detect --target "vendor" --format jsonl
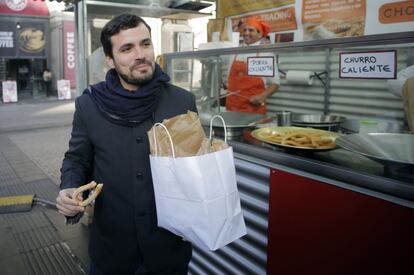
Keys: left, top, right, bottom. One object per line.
{"left": 225, "top": 17, "right": 280, "bottom": 114}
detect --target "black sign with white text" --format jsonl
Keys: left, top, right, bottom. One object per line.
{"left": 0, "top": 21, "right": 16, "bottom": 57}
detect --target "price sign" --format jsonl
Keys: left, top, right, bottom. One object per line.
{"left": 339, "top": 50, "right": 396, "bottom": 79}
{"left": 247, "top": 56, "right": 275, "bottom": 77}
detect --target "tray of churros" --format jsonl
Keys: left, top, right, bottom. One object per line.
{"left": 251, "top": 126, "right": 340, "bottom": 150}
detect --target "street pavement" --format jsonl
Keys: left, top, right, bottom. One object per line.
{"left": 0, "top": 96, "right": 90, "bottom": 274}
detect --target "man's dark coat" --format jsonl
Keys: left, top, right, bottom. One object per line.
{"left": 61, "top": 84, "right": 196, "bottom": 274}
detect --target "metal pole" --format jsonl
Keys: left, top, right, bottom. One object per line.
{"left": 323, "top": 48, "right": 331, "bottom": 115}
{"left": 75, "top": 0, "right": 88, "bottom": 96}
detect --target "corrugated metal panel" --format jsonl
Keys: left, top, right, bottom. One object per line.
{"left": 269, "top": 50, "right": 327, "bottom": 115}
{"left": 266, "top": 46, "right": 411, "bottom": 123}
{"left": 189, "top": 158, "right": 270, "bottom": 275}
{"left": 327, "top": 47, "right": 408, "bottom": 122}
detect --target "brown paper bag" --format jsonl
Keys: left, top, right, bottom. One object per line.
{"left": 197, "top": 138, "right": 229, "bottom": 155}
{"left": 148, "top": 111, "right": 206, "bottom": 157}
{"left": 207, "top": 18, "right": 230, "bottom": 42}
{"left": 148, "top": 111, "right": 230, "bottom": 157}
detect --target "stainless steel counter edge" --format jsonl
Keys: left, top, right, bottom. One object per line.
{"left": 229, "top": 140, "right": 414, "bottom": 209}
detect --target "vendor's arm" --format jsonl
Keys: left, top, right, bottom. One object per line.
{"left": 250, "top": 52, "right": 280, "bottom": 106}
{"left": 250, "top": 83, "right": 279, "bottom": 106}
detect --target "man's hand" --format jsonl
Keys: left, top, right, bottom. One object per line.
{"left": 56, "top": 188, "right": 85, "bottom": 217}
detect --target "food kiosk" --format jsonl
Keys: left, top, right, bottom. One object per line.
{"left": 163, "top": 31, "right": 414, "bottom": 274}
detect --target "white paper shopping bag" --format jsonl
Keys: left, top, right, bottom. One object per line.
{"left": 149, "top": 116, "right": 247, "bottom": 251}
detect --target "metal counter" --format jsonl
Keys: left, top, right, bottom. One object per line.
{"left": 189, "top": 135, "right": 414, "bottom": 275}
{"left": 229, "top": 137, "right": 414, "bottom": 209}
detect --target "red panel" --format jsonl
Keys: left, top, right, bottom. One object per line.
{"left": 267, "top": 169, "right": 414, "bottom": 275}
{"left": 0, "top": 0, "right": 49, "bottom": 17}
{"left": 63, "top": 21, "right": 76, "bottom": 88}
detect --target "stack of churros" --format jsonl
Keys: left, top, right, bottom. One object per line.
{"left": 255, "top": 128, "right": 338, "bottom": 149}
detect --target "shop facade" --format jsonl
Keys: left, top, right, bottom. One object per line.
{"left": 162, "top": 1, "right": 414, "bottom": 274}
{"left": 0, "top": 1, "right": 49, "bottom": 99}
{"left": 0, "top": 0, "right": 76, "bottom": 100}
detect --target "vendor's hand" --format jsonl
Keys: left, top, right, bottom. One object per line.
{"left": 220, "top": 88, "right": 228, "bottom": 97}
{"left": 56, "top": 188, "right": 85, "bottom": 217}
{"left": 250, "top": 94, "right": 266, "bottom": 106}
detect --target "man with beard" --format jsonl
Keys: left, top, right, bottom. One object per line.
{"left": 56, "top": 14, "right": 196, "bottom": 275}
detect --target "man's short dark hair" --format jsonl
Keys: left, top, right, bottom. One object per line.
{"left": 100, "top": 14, "right": 151, "bottom": 59}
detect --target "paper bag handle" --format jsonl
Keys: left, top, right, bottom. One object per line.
{"left": 209, "top": 115, "right": 227, "bottom": 142}
{"left": 152, "top": 123, "right": 175, "bottom": 158}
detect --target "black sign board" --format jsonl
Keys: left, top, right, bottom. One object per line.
{"left": 0, "top": 21, "right": 17, "bottom": 57}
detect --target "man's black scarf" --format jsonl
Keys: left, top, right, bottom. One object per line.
{"left": 87, "top": 63, "right": 169, "bottom": 126}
